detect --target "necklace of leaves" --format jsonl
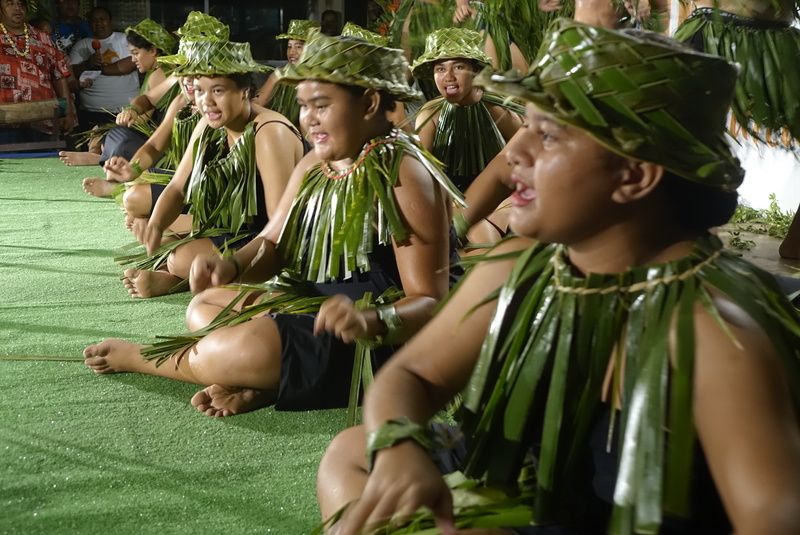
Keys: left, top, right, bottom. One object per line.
{"left": 0, "top": 22, "right": 30, "bottom": 57}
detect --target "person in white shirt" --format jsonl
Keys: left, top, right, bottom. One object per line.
{"left": 69, "top": 6, "right": 139, "bottom": 133}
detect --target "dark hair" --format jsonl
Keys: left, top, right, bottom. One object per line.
{"left": 433, "top": 57, "right": 482, "bottom": 73}
{"left": 125, "top": 31, "right": 157, "bottom": 53}
{"left": 88, "top": 6, "right": 112, "bottom": 19}
{"left": 658, "top": 171, "right": 739, "bottom": 233}
{"left": 336, "top": 83, "right": 398, "bottom": 114}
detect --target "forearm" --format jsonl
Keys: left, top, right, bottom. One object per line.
{"left": 461, "top": 161, "right": 514, "bottom": 225}
{"left": 233, "top": 235, "right": 284, "bottom": 283}
{"left": 102, "top": 57, "right": 135, "bottom": 76}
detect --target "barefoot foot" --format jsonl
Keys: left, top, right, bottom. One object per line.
{"left": 82, "top": 177, "right": 116, "bottom": 197}
{"left": 123, "top": 268, "right": 183, "bottom": 298}
{"left": 191, "top": 384, "right": 277, "bottom": 417}
{"left": 59, "top": 151, "right": 101, "bottom": 166}
{"left": 83, "top": 338, "right": 147, "bottom": 374}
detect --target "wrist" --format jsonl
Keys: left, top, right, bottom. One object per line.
{"left": 365, "top": 418, "right": 438, "bottom": 473}
{"left": 129, "top": 159, "right": 143, "bottom": 178}
{"left": 375, "top": 304, "right": 403, "bottom": 345}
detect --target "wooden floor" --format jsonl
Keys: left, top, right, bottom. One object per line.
{"left": 717, "top": 225, "right": 800, "bottom": 277}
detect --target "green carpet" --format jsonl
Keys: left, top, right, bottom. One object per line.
{"left": 0, "top": 158, "right": 342, "bottom": 534}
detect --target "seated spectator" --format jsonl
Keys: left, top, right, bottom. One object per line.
{"left": 0, "top": 0, "right": 75, "bottom": 144}
{"left": 69, "top": 6, "right": 139, "bottom": 135}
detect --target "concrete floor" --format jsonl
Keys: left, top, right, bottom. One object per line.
{"left": 717, "top": 225, "right": 800, "bottom": 278}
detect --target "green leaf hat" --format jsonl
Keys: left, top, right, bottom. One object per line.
{"left": 276, "top": 19, "right": 320, "bottom": 41}
{"left": 175, "top": 11, "right": 230, "bottom": 41}
{"left": 125, "top": 19, "right": 176, "bottom": 55}
{"left": 160, "top": 39, "right": 272, "bottom": 76}
{"left": 275, "top": 32, "right": 422, "bottom": 102}
{"left": 476, "top": 18, "right": 744, "bottom": 191}
{"left": 341, "top": 22, "right": 389, "bottom": 47}
{"left": 410, "top": 27, "right": 494, "bottom": 80}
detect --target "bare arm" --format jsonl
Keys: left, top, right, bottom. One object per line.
{"left": 335, "top": 237, "right": 531, "bottom": 535}
{"left": 460, "top": 139, "right": 516, "bottom": 226}
{"left": 104, "top": 94, "right": 189, "bottom": 182}
{"left": 142, "top": 117, "right": 208, "bottom": 253}
{"left": 414, "top": 100, "right": 441, "bottom": 152}
{"left": 118, "top": 75, "right": 180, "bottom": 126}
{"left": 252, "top": 110, "right": 305, "bottom": 219}
{"left": 693, "top": 297, "right": 800, "bottom": 534}
{"left": 489, "top": 103, "right": 524, "bottom": 142}
{"left": 100, "top": 56, "right": 136, "bottom": 76}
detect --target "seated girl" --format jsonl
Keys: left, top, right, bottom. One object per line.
{"left": 120, "top": 39, "right": 305, "bottom": 298}
{"left": 317, "top": 20, "right": 800, "bottom": 535}
{"left": 83, "top": 33, "right": 465, "bottom": 418}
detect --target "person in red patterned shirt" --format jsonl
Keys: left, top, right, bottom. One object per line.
{"left": 0, "top": 0, "right": 75, "bottom": 143}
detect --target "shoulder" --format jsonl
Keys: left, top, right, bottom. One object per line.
{"left": 252, "top": 110, "right": 301, "bottom": 140}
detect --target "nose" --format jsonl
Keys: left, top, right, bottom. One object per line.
{"left": 504, "top": 129, "right": 533, "bottom": 169}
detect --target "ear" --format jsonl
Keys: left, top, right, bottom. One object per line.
{"left": 361, "top": 88, "right": 382, "bottom": 120}
{"left": 611, "top": 160, "right": 664, "bottom": 204}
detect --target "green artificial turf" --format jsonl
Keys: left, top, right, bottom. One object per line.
{"left": 0, "top": 157, "right": 343, "bottom": 534}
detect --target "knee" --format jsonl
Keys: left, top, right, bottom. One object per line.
{"left": 122, "top": 184, "right": 153, "bottom": 218}
{"left": 319, "top": 426, "right": 367, "bottom": 483}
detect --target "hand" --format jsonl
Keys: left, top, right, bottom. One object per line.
{"left": 314, "top": 294, "right": 370, "bottom": 343}
{"left": 335, "top": 442, "right": 458, "bottom": 535}
{"left": 58, "top": 111, "right": 75, "bottom": 135}
{"left": 116, "top": 108, "right": 138, "bottom": 127}
{"left": 79, "top": 78, "right": 93, "bottom": 89}
{"left": 87, "top": 52, "right": 103, "bottom": 70}
{"left": 624, "top": 0, "right": 650, "bottom": 22}
{"left": 189, "top": 255, "right": 237, "bottom": 293}
{"left": 453, "top": 1, "right": 477, "bottom": 23}
{"left": 103, "top": 156, "right": 134, "bottom": 182}
{"left": 538, "top": 0, "right": 562, "bottom": 11}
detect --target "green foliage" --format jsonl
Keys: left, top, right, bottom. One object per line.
{"left": 730, "top": 194, "right": 795, "bottom": 240}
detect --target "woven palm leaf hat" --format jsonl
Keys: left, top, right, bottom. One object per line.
{"left": 275, "top": 32, "right": 422, "bottom": 102}
{"left": 410, "top": 27, "right": 494, "bottom": 80}
{"left": 276, "top": 19, "right": 320, "bottom": 41}
{"left": 341, "top": 22, "right": 389, "bottom": 46}
{"left": 162, "top": 39, "right": 272, "bottom": 76}
{"left": 157, "top": 12, "right": 232, "bottom": 69}
{"left": 175, "top": 11, "right": 231, "bottom": 41}
{"left": 476, "top": 18, "right": 744, "bottom": 191}
{"left": 125, "top": 19, "right": 176, "bottom": 55}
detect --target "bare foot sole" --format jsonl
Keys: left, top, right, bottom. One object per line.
{"left": 123, "top": 268, "right": 182, "bottom": 298}
{"left": 83, "top": 177, "right": 116, "bottom": 197}
{"left": 59, "top": 151, "right": 101, "bottom": 166}
{"left": 83, "top": 338, "right": 147, "bottom": 374}
{"left": 191, "top": 384, "right": 277, "bottom": 417}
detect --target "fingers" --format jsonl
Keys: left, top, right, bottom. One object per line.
{"left": 314, "top": 295, "right": 366, "bottom": 341}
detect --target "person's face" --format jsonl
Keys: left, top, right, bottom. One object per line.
{"left": 505, "top": 104, "right": 625, "bottom": 243}
{"left": 33, "top": 20, "right": 53, "bottom": 34}
{"left": 286, "top": 39, "right": 304, "bottom": 64}
{"left": 433, "top": 59, "right": 476, "bottom": 104}
{"left": 128, "top": 43, "right": 158, "bottom": 73}
{"left": 0, "top": 0, "right": 26, "bottom": 30}
{"left": 194, "top": 76, "right": 249, "bottom": 129}
{"left": 181, "top": 75, "right": 197, "bottom": 102}
{"left": 88, "top": 9, "right": 112, "bottom": 39}
{"left": 298, "top": 80, "right": 371, "bottom": 163}
{"left": 56, "top": 0, "right": 79, "bottom": 20}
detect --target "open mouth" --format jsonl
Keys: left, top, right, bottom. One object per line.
{"left": 511, "top": 178, "right": 536, "bottom": 206}
{"left": 444, "top": 85, "right": 459, "bottom": 96}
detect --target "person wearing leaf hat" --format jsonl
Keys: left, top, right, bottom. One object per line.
{"left": 411, "top": 28, "right": 522, "bottom": 194}
{"left": 83, "top": 32, "right": 466, "bottom": 420}
{"left": 110, "top": 12, "right": 230, "bottom": 133}
{"left": 253, "top": 19, "right": 319, "bottom": 126}
{"left": 60, "top": 17, "right": 178, "bottom": 170}
{"left": 102, "top": 38, "right": 306, "bottom": 298}
{"left": 316, "top": 19, "right": 800, "bottom": 535}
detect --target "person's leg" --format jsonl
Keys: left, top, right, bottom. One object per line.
{"left": 84, "top": 314, "right": 283, "bottom": 416}
{"left": 317, "top": 425, "right": 370, "bottom": 521}
{"left": 123, "top": 238, "right": 218, "bottom": 298}
{"left": 122, "top": 183, "right": 154, "bottom": 218}
{"left": 186, "top": 286, "right": 266, "bottom": 331}
{"left": 99, "top": 126, "right": 148, "bottom": 166}
{"left": 779, "top": 204, "right": 800, "bottom": 259}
